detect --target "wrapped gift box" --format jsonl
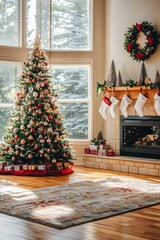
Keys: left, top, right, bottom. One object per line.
{"left": 56, "top": 162, "right": 63, "bottom": 167}
{"left": 14, "top": 165, "right": 22, "bottom": 171}
{"left": 0, "top": 161, "right": 7, "bottom": 170}
{"left": 84, "top": 148, "right": 90, "bottom": 154}
{"left": 38, "top": 165, "right": 46, "bottom": 170}
{"left": 63, "top": 162, "right": 69, "bottom": 169}
{"left": 46, "top": 164, "right": 53, "bottom": 170}
{"left": 28, "top": 165, "right": 37, "bottom": 170}
{"left": 4, "top": 165, "right": 13, "bottom": 171}
{"left": 90, "top": 150, "right": 98, "bottom": 155}
{"left": 22, "top": 164, "right": 28, "bottom": 170}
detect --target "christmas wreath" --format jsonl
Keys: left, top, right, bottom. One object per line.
{"left": 124, "top": 21, "right": 159, "bottom": 62}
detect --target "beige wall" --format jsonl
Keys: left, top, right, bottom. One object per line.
{"left": 104, "top": 0, "right": 160, "bottom": 144}
{"left": 105, "top": 0, "right": 160, "bottom": 82}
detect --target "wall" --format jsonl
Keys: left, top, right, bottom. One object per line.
{"left": 105, "top": 0, "right": 160, "bottom": 82}
{"left": 104, "top": 0, "right": 160, "bottom": 149}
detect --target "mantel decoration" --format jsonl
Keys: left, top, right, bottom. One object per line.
{"left": 124, "top": 21, "right": 159, "bottom": 62}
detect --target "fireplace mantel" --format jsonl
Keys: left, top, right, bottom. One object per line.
{"left": 105, "top": 86, "right": 157, "bottom": 100}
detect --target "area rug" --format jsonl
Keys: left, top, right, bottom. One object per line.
{"left": 0, "top": 176, "right": 160, "bottom": 229}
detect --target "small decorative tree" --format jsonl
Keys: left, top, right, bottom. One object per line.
{"left": 138, "top": 62, "right": 147, "bottom": 86}
{"left": 0, "top": 37, "right": 74, "bottom": 171}
{"left": 116, "top": 70, "right": 123, "bottom": 87}
{"left": 106, "top": 60, "right": 117, "bottom": 87}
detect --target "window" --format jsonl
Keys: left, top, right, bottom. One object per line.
{"left": 27, "top": 0, "right": 92, "bottom": 50}
{"left": 0, "top": 61, "right": 21, "bottom": 139}
{"left": 51, "top": 64, "right": 91, "bottom": 140}
{"left": 0, "top": 0, "right": 21, "bottom": 46}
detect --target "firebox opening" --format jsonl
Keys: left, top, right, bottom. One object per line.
{"left": 120, "top": 116, "right": 160, "bottom": 160}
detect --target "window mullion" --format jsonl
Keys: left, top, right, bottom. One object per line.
{"left": 50, "top": 0, "right": 52, "bottom": 50}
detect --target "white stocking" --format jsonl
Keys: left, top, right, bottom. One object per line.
{"left": 120, "top": 95, "right": 132, "bottom": 118}
{"left": 154, "top": 93, "right": 160, "bottom": 115}
{"left": 99, "top": 96, "right": 112, "bottom": 119}
{"left": 134, "top": 93, "right": 147, "bottom": 117}
{"left": 109, "top": 96, "right": 119, "bottom": 119}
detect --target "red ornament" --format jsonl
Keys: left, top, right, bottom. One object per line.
{"left": 6, "top": 146, "right": 9, "bottom": 151}
{"left": 48, "top": 115, "right": 53, "bottom": 120}
{"left": 32, "top": 79, "right": 37, "bottom": 83}
{"left": 38, "top": 103, "right": 42, "bottom": 108}
{"left": 30, "top": 128, "right": 36, "bottom": 133}
{"left": 44, "top": 62, "right": 48, "bottom": 66}
{"left": 15, "top": 135, "right": 19, "bottom": 140}
{"left": 34, "top": 145, "right": 39, "bottom": 150}
{"left": 44, "top": 82, "right": 49, "bottom": 87}
{"left": 54, "top": 93, "right": 58, "bottom": 98}
{"left": 40, "top": 51, "right": 45, "bottom": 56}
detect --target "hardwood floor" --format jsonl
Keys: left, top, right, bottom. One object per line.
{"left": 0, "top": 166, "right": 160, "bottom": 240}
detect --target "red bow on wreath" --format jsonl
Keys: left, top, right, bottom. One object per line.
{"left": 147, "top": 36, "right": 154, "bottom": 46}
{"left": 136, "top": 53, "right": 145, "bottom": 59}
{"left": 136, "top": 23, "right": 143, "bottom": 32}
{"left": 127, "top": 43, "right": 133, "bottom": 52}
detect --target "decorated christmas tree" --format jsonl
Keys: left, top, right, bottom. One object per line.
{"left": 0, "top": 37, "right": 74, "bottom": 172}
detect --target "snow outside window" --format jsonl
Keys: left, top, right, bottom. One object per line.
{"left": 51, "top": 64, "right": 91, "bottom": 140}
{"left": 0, "top": 61, "right": 20, "bottom": 139}
{"left": 26, "top": 0, "right": 92, "bottom": 50}
{"left": 0, "top": 0, "right": 21, "bottom": 46}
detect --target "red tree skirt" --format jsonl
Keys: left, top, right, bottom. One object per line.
{"left": 0, "top": 167, "right": 74, "bottom": 176}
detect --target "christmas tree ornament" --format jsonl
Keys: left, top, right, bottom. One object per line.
{"left": 134, "top": 93, "right": 147, "bottom": 117}
{"left": 99, "top": 96, "right": 112, "bottom": 119}
{"left": 154, "top": 93, "right": 160, "bottom": 115}
{"left": 109, "top": 96, "right": 119, "bottom": 119}
{"left": 120, "top": 95, "right": 132, "bottom": 118}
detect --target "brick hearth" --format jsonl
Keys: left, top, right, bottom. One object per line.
{"left": 83, "top": 154, "right": 160, "bottom": 177}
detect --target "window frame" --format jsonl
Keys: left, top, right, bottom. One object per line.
{"left": 0, "top": 0, "right": 22, "bottom": 47}
{"left": 50, "top": 59, "right": 93, "bottom": 141}
{"left": 26, "top": 0, "right": 93, "bottom": 51}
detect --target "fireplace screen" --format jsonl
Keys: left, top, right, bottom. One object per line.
{"left": 120, "top": 116, "right": 160, "bottom": 159}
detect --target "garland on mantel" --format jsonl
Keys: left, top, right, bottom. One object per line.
{"left": 124, "top": 21, "right": 159, "bottom": 62}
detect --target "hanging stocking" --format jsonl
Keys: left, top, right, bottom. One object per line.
{"left": 154, "top": 93, "right": 160, "bottom": 115}
{"left": 99, "top": 96, "right": 112, "bottom": 119}
{"left": 120, "top": 95, "right": 132, "bottom": 118}
{"left": 134, "top": 93, "right": 147, "bottom": 117}
{"left": 109, "top": 96, "right": 119, "bottom": 119}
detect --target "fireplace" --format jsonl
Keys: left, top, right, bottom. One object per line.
{"left": 120, "top": 116, "right": 160, "bottom": 159}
